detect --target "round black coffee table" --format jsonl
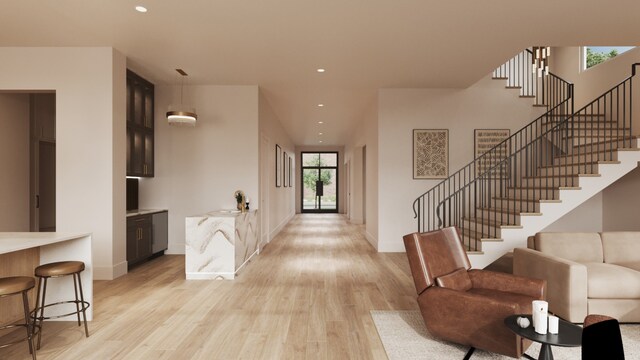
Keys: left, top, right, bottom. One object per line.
{"left": 504, "top": 314, "right": 582, "bottom": 360}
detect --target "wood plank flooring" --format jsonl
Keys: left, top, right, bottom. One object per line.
{"left": 0, "top": 214, "right": 418, "bottom": 359}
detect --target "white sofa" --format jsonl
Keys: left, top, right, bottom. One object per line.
{"left": 513, "top": 232, "right": 640, "bottom": 323}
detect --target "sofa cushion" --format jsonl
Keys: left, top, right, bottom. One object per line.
{"left": 535, "top": 232, "right": 603, "bottom": 263}
{"left": 436, "top": 268, "right": 472, "bottom": 291}
{"left": 585, "top": 263, "right": 640, "bottom": 299}
{"left": 601, "top": 232, "right": 640, "bottom": 266}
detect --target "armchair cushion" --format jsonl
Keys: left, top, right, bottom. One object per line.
{"left": 586, "top": 262, "right": 640, "bottom": 299}
{"left": 436, "top": 267, "right": 472, "bottom": 291}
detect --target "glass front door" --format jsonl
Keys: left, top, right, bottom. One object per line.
{"left": 301, "top": 152, "right": 338, "bottom": 213}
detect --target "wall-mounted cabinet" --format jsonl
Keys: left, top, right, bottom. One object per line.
{"left": 126, "top": 70, "right": 154, "bottom": 177}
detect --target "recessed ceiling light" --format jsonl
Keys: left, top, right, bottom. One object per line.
{"left": 135, "top": 5, "right": 148, "bottom": 13}
{"left": 316, "top": 68, "right": 325, "bottom": 73}
{"left": 317, "top": 104, "right": 324, "bottom": 107}
{"left": 319, "top": 140, "right": 323, "bottom": 143}
{"left": 319, "top": 132, "right": 323, "bottom": 135}
{"left": 318, "top": 121, "right": 323, "bottom": 124}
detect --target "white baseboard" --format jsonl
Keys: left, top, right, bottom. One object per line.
{"left": 166, "top": 243, "right": 186, "bottom": 255}
{"left": 364, "top": 229, "right": 378, "bottom": 250}
{"left": 377, "top": 240, "right": 406, "bottom": 252}
{"left": 93, "top": 260, "right": 128, "bottom": 280}
{"left": 269, "top": 212, "right": 295, "bottom": 241}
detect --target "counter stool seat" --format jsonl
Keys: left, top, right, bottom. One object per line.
{"left": 0, "top": 276, "right": 35, "bottom": 295}
{"left": 35, "top": 261, "right": 84, "bottom": 277}
{"left": 0, "top": 276, "right": 37, "bottom": 360}
{"left": 34, "top": 261, "right": 89, "bottom": 350}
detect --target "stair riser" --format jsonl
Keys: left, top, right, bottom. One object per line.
{"left": 505, "top": 188, "right": 559, "bottom": 200}
{"left": 461, "top": 236, "right": 482, "bottom": 252}
{"left": 492, "top": 199, "right": 541, "bottom": 212}
{"left": 474, "top": 209, "right": 521, "bottom": 223}
{"left": 543, "top": 122, "right": 618, "bottom": 130}
{"left": 462, "top": 220, "right": 502, "bottom": 238}
{"left": 569, "top": 136, "right": 629, "bottom": 146}
{"left": 538, "top": 164, "right": 600, "bottom": 177}
{"left": 573, "top": 138, "right": 638, "bottom": 153}
{"left": 562, "top": 129, "right": 630, "bottom": 137}
{"left": 554, "top": 152, "right": 617, "bottom": 165}
{"left": 521, "top": 177, "right": 580, "bottom": 187}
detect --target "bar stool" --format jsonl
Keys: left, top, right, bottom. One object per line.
{"left": 0, "top": 276, "right": 37, "bottom": 360}
{"left": 34, "top": 261, "right": 90, "bottom": 349}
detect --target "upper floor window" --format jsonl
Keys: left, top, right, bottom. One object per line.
{"left": 583, "top": 46, "right": 635, "bottom": 69}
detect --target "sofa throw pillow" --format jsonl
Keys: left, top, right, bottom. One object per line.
{"left": 436, "top": 267, "right": 472, "bottom": 291}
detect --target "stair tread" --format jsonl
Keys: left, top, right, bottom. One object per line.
{"left": 572, "top": 136, "right": 638, "bottom": 147}
{"left": 492, "top": 197, "right": 561, "bottom": 203}
{"left": 556, "top": 147, "right": 636, "bottom": 158}
{"left": 523, "top": 174, "right": 600, "bottom": 179}
{"left": 459, "top": 229, "right": 503, "bottom": 242}
{"left": 548, "top": 113, "right": 607, "bottom": 117}
{"left": 520, "top": 95, "right": 536, "bottom": 98}
{"left": 492, "top": 77, "right": 509, "bottom": 80}
{"left": 506, "top": 186, "right": 581, "bottom": 190}
{"left": 538, "top": 161, "right": 621, "bottom": 169}
{"left": 505, "top": 86, "right": 522, "bottom": 89}
{"left": 476, "top": 207, "right": 542, "bottom": 216}
{"left": 464, "top": 217, "right": 522, "bottom": 227}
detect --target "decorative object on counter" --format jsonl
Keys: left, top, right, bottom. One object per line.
{"left": 549, "top": 315, "right": 559, "bottom": 334}
{"left": 413, "top": 129, "right": 448, "bottom": 179}
{"left": 517, "top": 316, "right": 531, "bottom": 328}
{"left": 234, "top": 190, "right": 246, "bottom": 211}
{"left": 276, "top": 144, "right": 282, "bottom": 187}
{"left": 166, "top": 69, "right": 197, "bottom": 126}
{"left": 245, "top": 197, "right": 250, "bottom": 210}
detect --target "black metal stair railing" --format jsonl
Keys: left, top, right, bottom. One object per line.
{"left": 413, "top": 63, "right": 640, "bottom": 252}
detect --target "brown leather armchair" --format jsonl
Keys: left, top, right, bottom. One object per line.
{"left": 403, "top": 227, "right": 546, "bottom": 358}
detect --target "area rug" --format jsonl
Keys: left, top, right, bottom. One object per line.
{"left": 370, "top": 310, "right": 640, "bottom": 360}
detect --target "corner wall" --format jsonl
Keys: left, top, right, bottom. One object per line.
{"left": 0, "top": 47, "right": 127, "bottom": 280}
{"left": 258, "top": 91, "right": 296, "bottom": 243}
{"left": 0, "top": 94, "right": 30, "bottom": 231}
{"left": 139, "top": 85, "right": 260, "bottom": 255}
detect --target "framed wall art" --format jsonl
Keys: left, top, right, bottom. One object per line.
{"left": 413, "top": 129, "right": 448, "bottom": 179}
{"left": 276, "top": 144, "right": 282, "bottom": 187}
{"left": 283, "top": 151, "right": 288, "bottom": 187}
{"left": 474, "top": 129, "right": 510, "bottom": 177}
{"left": 288, "top": 156, "right": 293, "bottom": 187}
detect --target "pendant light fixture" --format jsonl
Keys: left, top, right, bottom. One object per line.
{"left": 532, "top": 46, "right": 551, "bottom": 77}
{"left": 167, "top": 68, "right": 197, "bottom": 126}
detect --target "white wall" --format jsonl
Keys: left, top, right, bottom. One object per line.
{"left": 345, "top": 100, "right": 379, "bottom": 248}
{"left": 0, "top": 93, "right": 30, "bottom": 231}
{"left": 139, "top": 85, "right": 260, "bottom": 254}
{"left": 377, "top": 76, "right": 546, "bottom": 251}
{"left": 258, "top": 91, "right": 296, "bottom": 242}
{"left": 294, "top": 145, "right": 346, "bottom": 214}
{"left": 0, "top": 48, "right": 127, "bottom": 280}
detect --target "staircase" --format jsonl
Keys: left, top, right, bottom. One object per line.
{"left": 412, "top": 50, "right": 640, "bottom": 269}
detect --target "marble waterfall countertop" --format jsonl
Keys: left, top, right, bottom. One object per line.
{"left": 185, "top": 209, "right": 259, "bottom": 280}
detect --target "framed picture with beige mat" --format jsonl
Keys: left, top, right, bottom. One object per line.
{"left": 413, "top": 129, "right": 448, "bottom": 179}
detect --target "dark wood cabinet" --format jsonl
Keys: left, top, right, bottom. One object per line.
{"left": 126, "top": 214, "right": 152, "bottom": 267}
{"left": 126, "top": 70, "right": 154, "bottom": 177}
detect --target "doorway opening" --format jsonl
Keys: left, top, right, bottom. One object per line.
{"left": 301, "top": 152, "right": 338, "bottom": 213}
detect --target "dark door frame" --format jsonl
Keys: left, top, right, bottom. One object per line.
{"left": 300, "top": 151, "right": 339, "bottom": 213}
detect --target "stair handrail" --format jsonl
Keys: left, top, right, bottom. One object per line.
{"left": 419, "top": 63, "right": 639, "bottom": 251}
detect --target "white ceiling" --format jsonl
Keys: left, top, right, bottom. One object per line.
{"left": 1, "top": 0, "right": 639, "bottom": 145}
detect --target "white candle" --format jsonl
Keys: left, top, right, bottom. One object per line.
{"left": 549, "top": 315, "right": 559, "bottom": 334}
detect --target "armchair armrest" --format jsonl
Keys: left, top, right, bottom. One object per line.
{"left": 468, "top": 269, "right": 546, "bottom": 300}
{"left": 513, "top": 247, "right": 588, "bottom": 322}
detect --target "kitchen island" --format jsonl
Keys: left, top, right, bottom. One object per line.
{"left": 185, "top": 209, "right": 259, "bottom": 280}
{"left": 0, "top": 232, "right": 93, "bottom": 324}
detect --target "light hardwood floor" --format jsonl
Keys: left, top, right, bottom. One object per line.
{"left": 0, "top": 214, "right": 418, "bottom": 359}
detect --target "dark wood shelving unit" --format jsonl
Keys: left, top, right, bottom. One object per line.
{"left": 126, "top": 70, "right": 155, "bottom": 177}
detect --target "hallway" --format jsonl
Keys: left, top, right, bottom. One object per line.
{"left": 1, "top": 214, "right": 417, "bottom": 359}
